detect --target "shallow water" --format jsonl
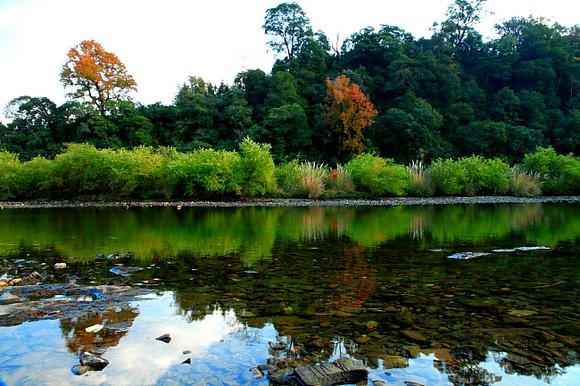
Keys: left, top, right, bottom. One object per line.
{"left": 0, "top": 203, "right": 578, "bottom": 385}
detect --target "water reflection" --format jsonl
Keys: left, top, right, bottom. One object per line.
{"left": 0, "top": 203, "right": 578, "bottom": 385}
{"left": 1, "top": 203, "right": 579, "bottom": 263}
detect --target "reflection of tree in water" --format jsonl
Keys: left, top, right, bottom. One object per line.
{"left": 59, "top": 305, "right": 139, "bottom": 353}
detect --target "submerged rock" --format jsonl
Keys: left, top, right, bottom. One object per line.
{"left": 79, "top": 351, "right": 109, "bottom": 371}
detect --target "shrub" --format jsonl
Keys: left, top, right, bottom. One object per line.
{"left": 326, "top": 164, "right": 355, "bottom": 196}
{"left": 168, "top": 148, "right": 242, "bottom": 197}
{"left": 0, "top": 151, "right": 20, "bottom": 200}
{"left": 48, "top": 143, "right": 118, "bottom": 198}
{"left": 429, "top": 158, "right": 466, "bottom": 196}
{"left": 237, "top": 138, "right": 277, "bottom": 197}
{"left": 345, "top": 153, "right": 408, "bottom": 196}
{"left": 16, "top": 156, "right": 53, "bottom": 198}
{"left": 522, "top": 147, "right": 580, "bottom": 195}
{"left": 275, "top": 160, "right": 301, "bottom": 197}
{"left": 503, "top": 165, "right": 543, "bottom": 197}
{"left": 275, "top": 160, "right": 329, "bottom": 198}
{"left": 456, "top": 156, "right": 510, "bottom": 196}
{"left": 406, "top": 160, "right": 434, "bottom": 197}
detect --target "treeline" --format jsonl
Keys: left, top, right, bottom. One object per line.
{"left": 1, "top": 141, "right": 579, "bottom": 200}
{"left": 1, "top": 1, "right": 579, "bottom": 165}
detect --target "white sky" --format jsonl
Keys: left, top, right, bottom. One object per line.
{"left": 0, "top": 0, "right": 577, "bottom": 122}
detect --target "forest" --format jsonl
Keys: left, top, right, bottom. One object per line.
{"left": 1, "top": 0, "right": 580, "bottom": 199}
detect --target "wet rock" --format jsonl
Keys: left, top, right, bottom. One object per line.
{"left": 182, "top": 358, "right": 191, "bottom": 364}
{"left": 447, "top": 252, "right": 490, "bottom": 260}
{"left": 508, "top": 309, "right": 537, "bottom": 317}
{"left": 156, "top": 333, "right": 172, "bottom": 343}
{"left": 71, "top": 364, "right": 90, "bottom": 375}
{"left": 356, "top": 335, "right": 372, "bottom": 344}
{"left": 0, "top": 291, "right": 21, "bottom": 305}
{"left": 402, "top": 330, "right": 428, "bottom": 344}
{"left": 79, "top": 351, "right": 109, "bottom": 371}
{"left": 381, "top": 355, "right": 408, "bottom": 369}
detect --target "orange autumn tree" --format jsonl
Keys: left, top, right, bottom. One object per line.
{"left": 325, "top": 75, "right": 377, "bottom": 158}
{"left": 60, "top": 40, "right": 137, "bottom": 115}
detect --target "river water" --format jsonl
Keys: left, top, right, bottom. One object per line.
{"left": 0, "top": 202, "right": 578, "bottom": 385}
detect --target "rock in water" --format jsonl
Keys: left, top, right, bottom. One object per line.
{"left": 79, "top": 352, "right": 109, "bottom": 371}
{"left": 156, "top": 333, "right": 172, "bottom": 343}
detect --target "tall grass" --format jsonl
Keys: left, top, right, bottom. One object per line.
{"left": 503, "top": 165, "right": 543, "bottom": 197}
{"left": 406, "top": 160, "right": 434, "bottom": 197}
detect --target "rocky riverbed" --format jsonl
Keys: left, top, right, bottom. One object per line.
{"left": 1, "top": 196, "right": 580, "bottom": 209}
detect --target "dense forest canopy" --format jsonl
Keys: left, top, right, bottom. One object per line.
{"left": 1, "top": 0, "right": 579, "bottom": 164}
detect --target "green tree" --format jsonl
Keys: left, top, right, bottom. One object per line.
{"left": 173, "top": 76, "right": 218, "bottom": 149}
{"left": 2, "top": 96, "right": 61, "bottom": 160}
{"left": 263, "top": 2, "right": 313, "bottom": 59}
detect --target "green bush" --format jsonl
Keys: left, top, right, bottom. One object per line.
{"left": 456, "top": 156, "right": 510, "bottom": 196}
{"left": 275, "top": 159, "right": 301, "bottom": 197}
{"left": 429, "top": 158, "right": 466, "bottom": 196}
{"left": 16, "top": 156, "right": 53, "bottom": 198}
{"left": 49, "top": 143, "right": 142, "bottom": 198}
{"left": 0, "top": 151, "right": 20, "bottom": 200}
{"left": 521, "top": 147, "right": 580, "bottom": 195}
{"left": 168, "top": 148, "right": 242, "bottom": 197}
{"left": 345, "top": 153, "right": 408, "bottom": 196}
{"left": 237, "top": 138, "right": 277, "bottom": 197}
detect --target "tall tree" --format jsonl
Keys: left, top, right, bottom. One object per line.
{"left": 436, "top": 0, "right": 489, "bottom": 49}
{"left": 325, "top": 75, "right": 377, "bottom": 159}
{"left": 60, "top": 40, "right": 137, "bottom": 115}
{"left": 263, "top": 2, "right": 313, "bottom": 59}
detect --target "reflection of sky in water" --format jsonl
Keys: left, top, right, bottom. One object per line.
{"left": 0, "top": 292, "right": 578, "bottom": 385}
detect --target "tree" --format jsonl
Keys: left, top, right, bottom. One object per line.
{"left": 2, "top": 96, "right": 61, "bottom": 159}
{"left": 60, "top": 40, "right": 138, "bottom": 115}
{"left": 435, "top": 0, "right": 489, "bottom": 49}
{"left": 325, "top": 75, "right": 377, "bottom": 159}
{"left": 263, "top": 2, "right": 313, "bottom": 59}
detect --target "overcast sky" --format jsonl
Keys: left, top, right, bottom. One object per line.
{"left": 0, "top": 0, "right": 577, "bottom": 121}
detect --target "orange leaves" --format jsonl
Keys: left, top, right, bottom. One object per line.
{"left": 60, "top": 40, "right": 137, "bottom": 115}
{"left": 325, "top": 75, "right": 377, "bottom": 157}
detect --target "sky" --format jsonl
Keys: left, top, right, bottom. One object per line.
{"left": 0, "top": 0, "right": 577, "bottom": 122}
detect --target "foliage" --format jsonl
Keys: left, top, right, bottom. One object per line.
{"left": 430, "top": 156, "right": 510, "bottom": 196}
{"left": 325, "top": 75, "right": 377, "bottom": 159}
{"left": 345, "top": 153, "right": 408, "bottom": 196}
{"left": 3, "top": 2, "right": 580, "bottom": 187}
{"left": 0, "top": 151, "right": 20, "bottom": 199}
{"left": 60, "top": 40, "right": 137, "bottom": 115}
{"left": 456, "top": 155, "right": 510, "bottom": 196}
{"left": 521, "top": 147, "right": 580, "bottom": 194}
{"left": 168, "top": 148, "right": 242, "bottom": 197}
{"left": 237, "top": 138, "right": 277, "bottom": 197}
{"left": 263, "top": 2, "right": 313, "bottom": 59}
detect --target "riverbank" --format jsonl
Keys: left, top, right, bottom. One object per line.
{"left": 1, "top": 196, "right": 580, "bottom": 209}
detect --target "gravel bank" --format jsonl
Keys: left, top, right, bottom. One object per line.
{"left": 1, "top": 196, "right": 579, "bottom": 209}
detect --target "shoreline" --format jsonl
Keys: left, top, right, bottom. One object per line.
{"left": 1, "top": 196, "right": 580, "bottom": 209}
